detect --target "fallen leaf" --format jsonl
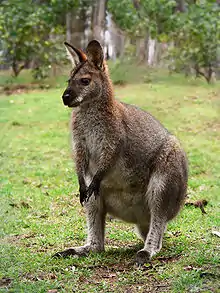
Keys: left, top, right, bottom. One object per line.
{"left": 200, "top": 272, "right": 219, "bottom": 279}
{"left": 185, "top": 199, "right": 208, "bottom": 214}
{"left": 9, "top": 203, "right": 19, "bottom": 208}
{"left": 71, "top": 266, "right": 76, "bottom": 273}
{"left": 36, "top": 182, "right": 43, "bottom": 188}
{"left": 212, "top": 230, "right": 220, "bottom": 237}
{"left": 0, "top": 277, "right": 12, "bottom": 288}
{"left": 184, "top": 265, "right": 194, "bottom": 271}
{"left": 102, "top": 273, "right": 117, "bottom": 278}
{"left": 20, "top": 201, "right": 31, "bottom": 208}
{"left": 22, "top": 178, "right": 31, "bottom": 184}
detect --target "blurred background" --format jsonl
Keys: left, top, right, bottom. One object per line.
{"left": 0, "top": 2, "right": 220, "bottom": 292}
{"left": 0, "top": 0, "right": 219, "bottom": 89}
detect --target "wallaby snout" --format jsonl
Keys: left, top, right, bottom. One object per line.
{"left": 62, "top": 88, "right": 79, "bottom": 107}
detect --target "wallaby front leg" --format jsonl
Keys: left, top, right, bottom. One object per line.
{"left": 85, "top": 172, "right": 102, "bottom": 202}
{"left": 78, "top": 175, "right": 88, "bottom": 206}
{"left": 74, "top": 142, "right": 89, "bottom": 205}
{"left": 85, "top": 197, "right": 106, "bottom": 251}
{"left": 53, "top": 197, "right": 106, "bottom": 258}
{"left": 85, "top": 140, "right": 121, "bottom": 202}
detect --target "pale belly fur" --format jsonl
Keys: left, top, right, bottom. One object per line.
{"left": 86, "top": 159, "right": 151, "bottom": 224}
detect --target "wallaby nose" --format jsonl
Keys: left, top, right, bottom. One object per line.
{"left": 62, "top": 89, "right": 71, "bottom": 106}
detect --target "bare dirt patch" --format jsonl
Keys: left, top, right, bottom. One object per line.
{"left": 1, "top": 83, "right": 50, "bottom": 95}
{"left": 205, "top": 120, "right": 220, "bottom": 133}
{"left": 1, "top": 84, "right": 33, "bottom": 95}
{"left": 21, "top": 272, "right": 57, "bottom": 282}
{"left": 1, "top": 233, "right": 36, "bottom": 246}
{"left": 79, "top": 262, "right": 170, "bottom": 292}
{"left": 122, "top": 283, "right": 170, "bottom": 293}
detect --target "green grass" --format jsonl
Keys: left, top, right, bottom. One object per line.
{"left": 0, "top": 71, "right": 220, "bottom": 292}
{"left": 1, "top": 60, "right": 215, "bottom": 91}
{"left": 0, "top": 68, "right": 68, "bottom": 90}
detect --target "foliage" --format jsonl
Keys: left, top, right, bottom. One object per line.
{"left": 108, "top": 0, "right": 220, "bottom": 82}
{"left": 0, "top": 0, "right": 78, "bottom": 78}
{"left": 108, "top": 0, "right": 142, "bottom": 36}
{"left": 0, "top": 74, "right": 219, "bottom": 292}
{"left": 168, "top": 2, "right": 220, "bottom": 83}
{"left": 108, "top": 59, "right": 152, "bottom": 85}
{"left": 108, "top": 0, "right": 177, "bottom": 38}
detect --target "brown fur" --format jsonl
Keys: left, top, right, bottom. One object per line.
{"left": 54, "top": 40, "right": 188, "bottom": 265}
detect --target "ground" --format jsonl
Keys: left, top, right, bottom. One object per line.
{"left": 0, "top": 70, "right": 220, "bottom": 292}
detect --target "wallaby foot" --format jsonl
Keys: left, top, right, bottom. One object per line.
{"left": 135, "top": 216, "right": 167, "bottom": 265}
{"left": 53, "top": 244, "right": 103, "bottom": 258}
{"left": 135, "top": 249, "right": 151, "bottom": 265}
{"left": 53, "top": 195, "right": 106, "bottom": 259}
{"left": 135, "top": 236, "right": 163, "bottom": 265}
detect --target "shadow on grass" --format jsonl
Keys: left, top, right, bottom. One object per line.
{"left": 50, "top": 238, "right": 183, "bottom": 269}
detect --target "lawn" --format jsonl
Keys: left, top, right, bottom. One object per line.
{"left": 0, "top": 72, "right": 220, "bottom": 292}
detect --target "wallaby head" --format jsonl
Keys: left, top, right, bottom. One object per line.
{"left": 62, "top": 40, "right": 111, "bottom": 108}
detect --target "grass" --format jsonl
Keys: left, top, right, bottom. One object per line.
{"left": 1, "top": 60, "right": 215, "bottom": 91}
{"left": 0, "top": 69, "right": 220, "bottom": 292}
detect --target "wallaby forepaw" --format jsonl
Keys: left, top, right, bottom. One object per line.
{"left": 79, "top": 186, "right": 87, "bottom": 206}
{"left": 85, "top": 180, "right": 100, "bottom": 203}
{"left": 135, "top": 249, "right": 151, "bottom": 266}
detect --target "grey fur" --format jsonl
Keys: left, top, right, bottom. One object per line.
{"left": 54, "top": 40, "right": 188, "bottom": 264}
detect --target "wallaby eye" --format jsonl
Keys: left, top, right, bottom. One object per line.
{"left": 80, "top": 78, "right": 91, "bottom": 86}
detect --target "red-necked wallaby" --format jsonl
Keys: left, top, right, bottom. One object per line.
{"left": 54, "top": 40, "right": 188, "bottom": 265}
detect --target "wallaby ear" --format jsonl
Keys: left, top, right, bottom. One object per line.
{"left": 64, "top": 42, "right": 87, "bottom": 67}
{"left": 86, "top": 40, "right": 104, "bottom": 70}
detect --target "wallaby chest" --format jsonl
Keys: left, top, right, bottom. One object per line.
{"left": 74, "top": 108, "right": 118, "bottom": 164}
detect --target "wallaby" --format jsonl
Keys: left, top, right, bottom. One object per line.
{"left": 54, "top": 40, "right": 188, "bottom": 265}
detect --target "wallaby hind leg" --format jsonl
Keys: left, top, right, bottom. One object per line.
{"left": 135, "top": 171, "right": 184, "bottom": 265}
{"left": 136, "top": 214, "right": 167, "bottom": 265}
{"left": 135, "top": 223, "right": 150, "bottom": 241}
{"left": 53, "top": 196, "right": 106, "bottom": 258}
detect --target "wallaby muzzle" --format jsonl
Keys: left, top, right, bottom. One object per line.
{"left": 62, "top": 88, "right": 79, "bottom": 107}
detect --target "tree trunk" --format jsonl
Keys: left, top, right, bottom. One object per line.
{"left": 91, "top": 0, "right": 107, "bottom": 46}
{"left": 194, "top": 64, "right": 214, "bottom": 84}
{"left": 12, "top": 59, "right": 27, "bottom": 77}
{"left": 107, "top": 13, "right": 126, "bottom": 59}
{"left": 12, "top": 61, "right": 19, "bottom": 77}
{"left": 175, "top": 0, "right": 186, "bottom": 12}
{"left": 72, "top": 8, "right": 87, "bottom": 49}
{"left": 153, "top": 41, "right": 163, "bottom": 66}
{"left": 136, "top": 33, "right": 149, "bottom": 63}
{"left": 136, "top": 36, "right": 149, "bottom": 64}
{"left": 148, "top": 39, "right": 156, "bottom": 66}
{"left": 66, "top": 12, "right": 72, "bottom": 43}
{"left": 66, "top": 7, "right": 86, "bottom": 49}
